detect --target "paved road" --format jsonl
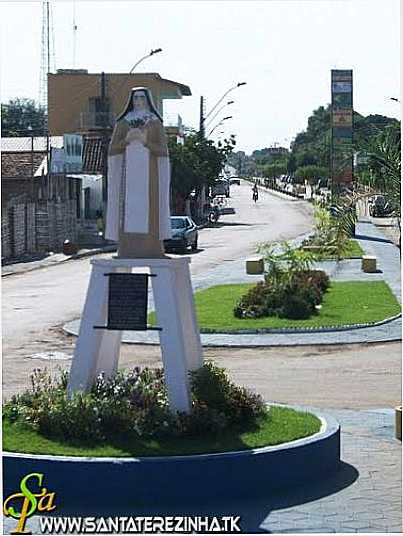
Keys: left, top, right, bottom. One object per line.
{"left": 2, "top": 181, "right": 313, "bottom": 395}
{"left": 2, "top": 182, "right": 401, "bottom": 533}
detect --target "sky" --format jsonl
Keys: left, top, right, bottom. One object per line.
{"left": 0, "top": 0, "right": 401, "bottom": 154}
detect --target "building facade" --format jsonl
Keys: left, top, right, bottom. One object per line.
{"left": 48, "top": 70, "right": 191, "bottom": 135}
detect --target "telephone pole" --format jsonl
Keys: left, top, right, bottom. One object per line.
{"left": 199, "top": 96, "right": 205, "bottom": 139}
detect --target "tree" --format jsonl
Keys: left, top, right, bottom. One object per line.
{"left": 295, "top": 165, "right": 328, "bottom": 184}
{"left": 362, "top": 122, "right": 401, "bottom": 218}
{"left": 168, "top": 132, "right": 236, "bottom": 214}
{"left": 1, "top": 98, "right": 47, "bottom": 136}
{"left": 263, "top": 162, "right": 287, "bottom": 180}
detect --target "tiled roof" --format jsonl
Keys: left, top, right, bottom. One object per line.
{"left": 1, "top": 136, "right": 63, "bottom": 152}
{"left": 1, "top": 151, "right": 47, "bottom": 178}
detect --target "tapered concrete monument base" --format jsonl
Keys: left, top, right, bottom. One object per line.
{"left": 67, "top": 257, "right": 203, "bottom": 413}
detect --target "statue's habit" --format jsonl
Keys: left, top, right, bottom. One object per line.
{"left": 105, "top": 87, "right": 172, "bottom": 258}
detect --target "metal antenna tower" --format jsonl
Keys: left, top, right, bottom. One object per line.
{"left": 39, "top": 0, "right": 55, "bottom": 129}
{"left": 72, "top": 0, "right": 77, "bottom": 68}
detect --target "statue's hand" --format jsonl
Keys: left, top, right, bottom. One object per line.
{"left": 126, "top": 128, "right": 146, "bottom": 144}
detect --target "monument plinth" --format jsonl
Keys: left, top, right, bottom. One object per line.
{"left": 68, "top": 88, "right": 203, "bottom": 412}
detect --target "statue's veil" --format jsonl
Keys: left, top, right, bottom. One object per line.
{"left": 116, "top": 87, "right": 163, "bottom": 122}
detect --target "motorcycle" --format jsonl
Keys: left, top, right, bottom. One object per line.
{"left": 208, "top": 206, "right": 221, "bottom": 224}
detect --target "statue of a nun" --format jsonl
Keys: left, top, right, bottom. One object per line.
{"left": 105, "top": 87, "right": 172, "bottom": 258}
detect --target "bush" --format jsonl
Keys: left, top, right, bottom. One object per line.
{"left": 279, "top": 286, "right": 317, "bottom": 319}
{"left": 3, "top": 364, "right": 266, "bottom": 443}
{"left": 234, "top": 269, "right": 330, "bottom": 321}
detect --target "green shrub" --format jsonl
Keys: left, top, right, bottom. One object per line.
{"left": 3, "top": 363, "right": 266, "bottom": 444}
{"left": 279, "top": 286, "right": 317, "bottom": 319}
{"left": 234, "top": 269, "right": 329, "bottom": 321}
{"left": 190, "top": 361, "right": 264, "bottom": 424}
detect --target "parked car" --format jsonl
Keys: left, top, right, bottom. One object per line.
{"left": 164, "top": 216, "right": 198, "bottom": 253}
{"left": 369, "top": 195, "right": 393, "bottom": 218}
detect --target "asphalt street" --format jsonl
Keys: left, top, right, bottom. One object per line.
{"left": 2, "top": 182, "right": 401, "bottom": 534}
{"left": 2, "top": 181, "right": 313, "bottom": 396}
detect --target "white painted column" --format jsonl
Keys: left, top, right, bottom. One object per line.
{"left": 151, "top": 262, "right": 193, "bottom": 413}
{"left": 67, "top": 263, "right": 110, "bottom": 395}
{"left": 175, "top": 260, "right": 203, "bottom": 371}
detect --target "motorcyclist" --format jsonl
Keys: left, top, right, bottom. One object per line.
{"left": 252, "top": 183, "right": 259, "bottom": 203}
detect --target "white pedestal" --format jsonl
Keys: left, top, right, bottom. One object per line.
{"left": 67, "top": 257, "right": 203, "bottom": 413}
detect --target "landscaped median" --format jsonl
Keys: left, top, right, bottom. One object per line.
{"left": 149, "top": 280, "right": 401, "bottom": 333}
{"left": 3, "top": 365, "right": 340, "bottom": 505}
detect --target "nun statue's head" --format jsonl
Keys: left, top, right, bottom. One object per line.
{"left": 117, "top": 87, "right": 163, "bottom": 123}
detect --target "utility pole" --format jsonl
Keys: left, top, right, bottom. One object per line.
{"left": 100, "top": 72, "right": 109, "bottom": 237}
{"left": 199, "top": 96, "right": 205, "bottom": 139}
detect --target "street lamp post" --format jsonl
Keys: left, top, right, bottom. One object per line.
{"left": 112, "top": 48, "right": 163, "bottom": 100}
{"left": 199, "top": 82, "right": 246, "bottom": 137}
{"left": 204, "top": 82, "right": 246, "bottom": 121}
{"left": 208, "top": 116, "right": 232, "bottom": 137}
{"left": 205, "top": 101, "right": 234, "bottom": 129}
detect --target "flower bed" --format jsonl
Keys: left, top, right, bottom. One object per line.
{"left": 3, "top": 364, "right": 321, "bottom": 457}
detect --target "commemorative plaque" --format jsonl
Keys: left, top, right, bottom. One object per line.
{"left": 94, "top": 273, "right": 159, "bottom": 331}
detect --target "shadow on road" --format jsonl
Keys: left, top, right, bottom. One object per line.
{"left": 213, "top": 222, "right": 253, "bottom": 228}
{"left": 51, "top": 462, "right": 358, "bottom": 533}
{"left": 355, "top": 234, "right": 393, "bottom": 245}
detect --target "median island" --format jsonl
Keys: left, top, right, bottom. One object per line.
{"left": 3, "top": 363, "right": 321, "bottom": 457}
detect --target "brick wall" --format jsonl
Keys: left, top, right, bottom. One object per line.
{"left": 36, "top": 199, "right": 78, "bottom": 252}
{"left": 1, "top": 195, "right": 37, "bottom": 260}
{"left": 2, "top": 197, "right": 79, "bottom": 261}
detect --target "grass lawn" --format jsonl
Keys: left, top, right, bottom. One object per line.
{"left": 149, "top": 280, "right": 400, "bottom": 331}
{"left": 322, "top": 239, "right": 365, "bottom": 260}
{"left": 3, "top": 406, "right": 320, "bottom": 457}
{"left": 302, "top": 239, "right": 365, "bottom": 260}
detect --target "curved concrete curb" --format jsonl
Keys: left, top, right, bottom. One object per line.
{"left": 63, "top": 316, "right": 402, "bottom": 347}
{"left": 3, "top": 411, "right": 340, "bottom": 507}
{"left": 198, "top": 312, "right": 402, "bottom": 335}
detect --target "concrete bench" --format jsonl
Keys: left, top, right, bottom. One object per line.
{"left": 361, "top": 255, "right": 377, "bottom": 273}
{"left": 246, "top": 257, "right": 264, "bottom": 275}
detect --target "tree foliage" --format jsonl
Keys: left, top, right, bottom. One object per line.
{"left": 168, "top": 132, "right": 236, "bottom": 212}
{"left": 295, "top": 165, "right": 328, "bottom": 183}
{"left": 1, "top": 98, "right": 46, "bottom": 136}
{"left": 290, "top": 105, "right": 399, "bottom": 177}
{"left": 359, "top": 122, "right": 401, "bottom": 217}
{"left": 262, "top": 162, "right": 287, "bottom": 179}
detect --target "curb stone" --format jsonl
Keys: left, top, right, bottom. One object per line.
{"left": 1, "top": 245, "right": 117, "bottom": 278}
{"left": 199, "top": 312, "right": 402, "bottom": 335}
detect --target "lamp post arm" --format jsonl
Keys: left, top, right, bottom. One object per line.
{"left": 111, "top": 49, "right": 162, "bottom": 101}
{"left": 129, "top": 53, "right": 152, "bottom": 74}
{"left": 204, "top": 87, "right": 234, "bottom": 121}
{"left": 205, "top": 102, "right": 233, "bottom": 128}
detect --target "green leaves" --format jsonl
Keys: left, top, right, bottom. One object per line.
{"left": 295, "top": 165, "right": 328, "bottom": 183}
{"left": 1, "top": 98, "right": 46, "bottom": 136}
{"left": 168, "top": 132, "right": 236, "bottom": 206}
{"left": 361, "top": 123, "right": 401, "bottom": 217}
